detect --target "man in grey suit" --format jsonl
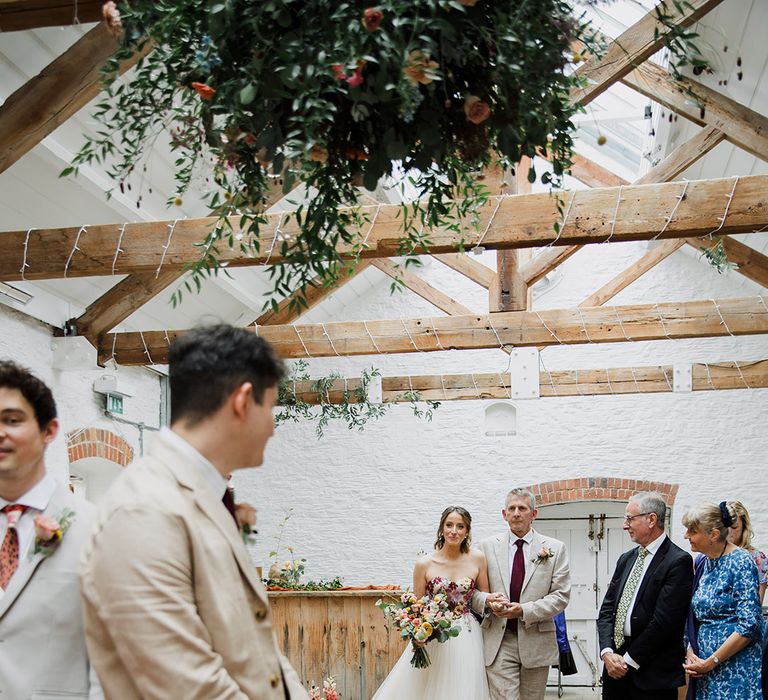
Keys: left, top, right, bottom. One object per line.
{"left": 473, "top": 488, "right": 570, "bottom": 700}
{"left": 0, "top": 361, "right": 100, "bottom": 698}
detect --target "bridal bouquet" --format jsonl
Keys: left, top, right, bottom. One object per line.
{"left": 376, "top": 591, "right": 463, "bottom": 668}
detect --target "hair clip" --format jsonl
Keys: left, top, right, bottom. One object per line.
{"left": 718, "top": 501, "right": 733, "bottom": 528}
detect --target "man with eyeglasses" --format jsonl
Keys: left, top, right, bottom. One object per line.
{"left": 597, "top": 492, "right": 693, "bottom": 699}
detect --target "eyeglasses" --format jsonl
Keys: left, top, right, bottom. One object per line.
{"left": 624, "top": 512, "right": 653, "bottom": 524}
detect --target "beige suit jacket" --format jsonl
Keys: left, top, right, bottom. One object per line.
{"left": 0, "top": 483, "right": 101, "bottom": 700}
{"left": 79, "top": 432, "right": 307, "bottom": 700}
{"left": 473, "top": 529, "right": 570, "bottom": 668}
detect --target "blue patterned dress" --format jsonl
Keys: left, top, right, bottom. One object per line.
{"left": 691, "top": 547, "right": 763, "bottom": 699}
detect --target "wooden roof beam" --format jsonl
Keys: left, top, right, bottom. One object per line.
{"left": 571, "top": 0, "right": 724, "bottom": 106}
{"left": 621, "top": 62, "right": 768, "bottom": 161}
{"left": 519, "top": 125, "right": 727, "bottom": 286}
{"left": 99, "top": 295, "right": 768, "bottom": 364}
{"left": 686, "top": 236, "right": 768, "bottom": 288}
{"left": 373, "top": 259, "right": 473, "bottom": 317}
{"left": 4, "top": 173, "right": 767, "bottom": 282}
{"left": 254, "top": 259, "right": 373, "bottom": 326}
{"left": 0, "top": 23, "right": 151, "bottom": 174}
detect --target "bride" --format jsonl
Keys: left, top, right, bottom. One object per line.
{"left": 372, "top": 506, "right": 492, "bottom": 699}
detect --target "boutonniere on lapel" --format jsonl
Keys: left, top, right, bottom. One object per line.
{"left": 32, "top": 509, "right": 75, "bottom": 558}
{"left": 532, "top": 546, "right": 555, "bottom": 564}
{"left": 235, "top": 503, "right": 258, "bottom": 546}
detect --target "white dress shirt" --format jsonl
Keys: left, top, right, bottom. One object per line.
{"left": 507, "top": 528, "right": 535, "bottom": 586}
{"left": 0, "top": 472, "right": 56, "bottom": 563}
{"left": 159, "top": 427, "right": 227, "bottom": 499}
{"left": 601, "top": 531, "right": 668, "bottom": 669}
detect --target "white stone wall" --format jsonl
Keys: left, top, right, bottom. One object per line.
{"left": 0, "top": 304, "right": 162, "bottom": 484}
{"left": 235, "top": 237, "right": 768, "bottom": 586}
{"left": 2, "top": 236, "right": 766, "bottom": 589}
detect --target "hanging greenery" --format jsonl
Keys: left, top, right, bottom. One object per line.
{"left": 276, "top": 361, "right": 440, "bottom": 437}
{"left": 69, "top": 1, "right": 710, "bottom": 308}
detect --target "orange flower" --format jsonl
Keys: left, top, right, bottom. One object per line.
{"left": 191, "top": 82, "right": 216, "bottom": 100}
{"left": 463, "top": 95, "right": 491, "bottom": 124}
{"left": 362, "top": 8, "right": 384, "bottom": 32}
{"left": 344, "top": 148, "right": 368, "bottom": 161}
{"left": 309, "top": 145, "right": 329, "bottom": 163}
{"left": 403, "top": 50, "right": 440, "bottom": 86}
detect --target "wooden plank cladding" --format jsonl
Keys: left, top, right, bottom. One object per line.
{"left": 268, "top": 590, "right": 406, "bottom": 699}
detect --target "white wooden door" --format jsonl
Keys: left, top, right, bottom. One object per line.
{"left": 535, "top": 502, "right": 633, "bottom": 691}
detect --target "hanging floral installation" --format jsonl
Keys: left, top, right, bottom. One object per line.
{"left": 69, "top": 1, "right": 708, "bottom": 307}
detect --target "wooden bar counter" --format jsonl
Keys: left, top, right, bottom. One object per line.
{"left": 268, "top": 589, "right": 407, "bottom": 699}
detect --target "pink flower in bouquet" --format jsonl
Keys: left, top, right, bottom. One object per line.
{"left": 362, "top": 8, "right": 384, "bottom": 32}
{"left": 101, "top": 1, "right": 123, "bottom": 37}
{"left": 464, "top": 95, "right": 492, "bottom": 124}
{"left": 346, "top": 67, "right": 364, "bottom": 88}
{"left": 34, "top": 514, "right": 62, "bottom": 543}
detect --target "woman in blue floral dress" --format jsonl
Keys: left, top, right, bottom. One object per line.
{"left": 682, "top": 502, "right": 763, "bottom": 699}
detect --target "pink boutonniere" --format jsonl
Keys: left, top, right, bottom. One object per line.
{"left": 32, "top": 508, "right": 75, "bottom": 558}
{"left": 532, "top": 546, "right": 555, "bottom": 564}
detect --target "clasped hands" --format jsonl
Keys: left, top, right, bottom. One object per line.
{"left": 486, "top": 592, "right": 523, "bottom": 619}
{"left": 682, "top": 650, "right": 715, "bottom": 678}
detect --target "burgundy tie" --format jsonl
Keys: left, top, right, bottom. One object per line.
{"left": 222, "top": 487, "right": 238, "bottom": 525}
{"left": 508, "top": 538, "right": 525, "bottom": 632}
{"left": 0, "top": 505, "right": 28, "bottom": 589}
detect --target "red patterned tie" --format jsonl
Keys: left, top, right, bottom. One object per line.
{"left": 0, "top": 505, "right": 28, "bottom": 589}
{"left": 508, "top": 538, "right": 526, "bottom": 632}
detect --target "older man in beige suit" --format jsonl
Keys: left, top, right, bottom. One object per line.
{"left": 0, "top": 361, "right": 101, "bottom": 699}
{"left": 472, "top": 488, "right": 570, "bottom": 700}
{"left": 80, "top": 325, "right": 307, "bottom": 699}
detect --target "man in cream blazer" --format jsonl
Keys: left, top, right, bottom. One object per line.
{"left": 0, "top": 361, "right": 101, "bottom": 699}
{"left": 473, "top": 488, "right": 570, "bottom": 700}
{"left": 80, "top": 325, "right": 307, "bottom": 699}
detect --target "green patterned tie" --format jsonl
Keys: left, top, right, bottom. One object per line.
{"left": 613, "top": 547, "right": 649, "bottom": 648}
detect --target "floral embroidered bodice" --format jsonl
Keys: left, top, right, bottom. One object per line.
{"left": 426, "top": 576, "right": 476, "bottom": 613}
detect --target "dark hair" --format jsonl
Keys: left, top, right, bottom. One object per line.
{"left": 435, "top": 506, "right": 472, "bottom": 554}
{"left": 168, "top": 324, "right": 285, "bottom": 425}
{"left": 0, "top": 360, "right": 57, "bottom": 428}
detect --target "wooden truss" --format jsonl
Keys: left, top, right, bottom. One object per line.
{"left": 99, "top": 296, "right": 768, "bottom": 365}
{"left": 2, "top": 0, "right": 768, "bottom": 382}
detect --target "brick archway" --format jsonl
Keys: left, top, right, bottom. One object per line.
{"left": 524, "top": 478, "right": 679, "bottom": 507}
{"left": 66, "top": 428, "right": 134, "bottom": 467}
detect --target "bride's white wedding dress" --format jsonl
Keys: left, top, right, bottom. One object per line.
{"left": 372, "top": 576, "right": 491, "bottom": 700}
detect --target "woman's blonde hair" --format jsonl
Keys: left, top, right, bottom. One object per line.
{"left": 728, "top": 500, "right": 756, "bottom": 551}
{"left": 682, "top": 502, "right": 735, "bottom": 543}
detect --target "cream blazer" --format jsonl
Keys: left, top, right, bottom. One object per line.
{"left": 472, "top": 529, "right": 571, "bottom": 668}
{"left": 79, "top": 433, "right": 307, "bottom": 700}
{"left": 0, "top": 484, "right": 101, "bottom": 699}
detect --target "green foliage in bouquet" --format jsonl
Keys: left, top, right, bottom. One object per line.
{"left": 71, "top": 0, "right": 595, "bottom": 308}
{"left": 71, "top": 0, "right": 712, "bottom": 307}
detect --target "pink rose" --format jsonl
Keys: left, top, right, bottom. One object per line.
{"left": 101, "top": 1, "right": 123, "bottom": 37}
{"left": 464, "top": 95, "right": 491, "bottom": 125}
{"left": 34, "top": 514, "right": 62, "bottom": 542}
{"left": 346, "top": 67, "right": 364, "bottom": 87}
{"left": 362, "top": 8, "right": 384, "bottom": 32}
{"left": 331, "top": 64, "right": 346, "bottom": 81}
